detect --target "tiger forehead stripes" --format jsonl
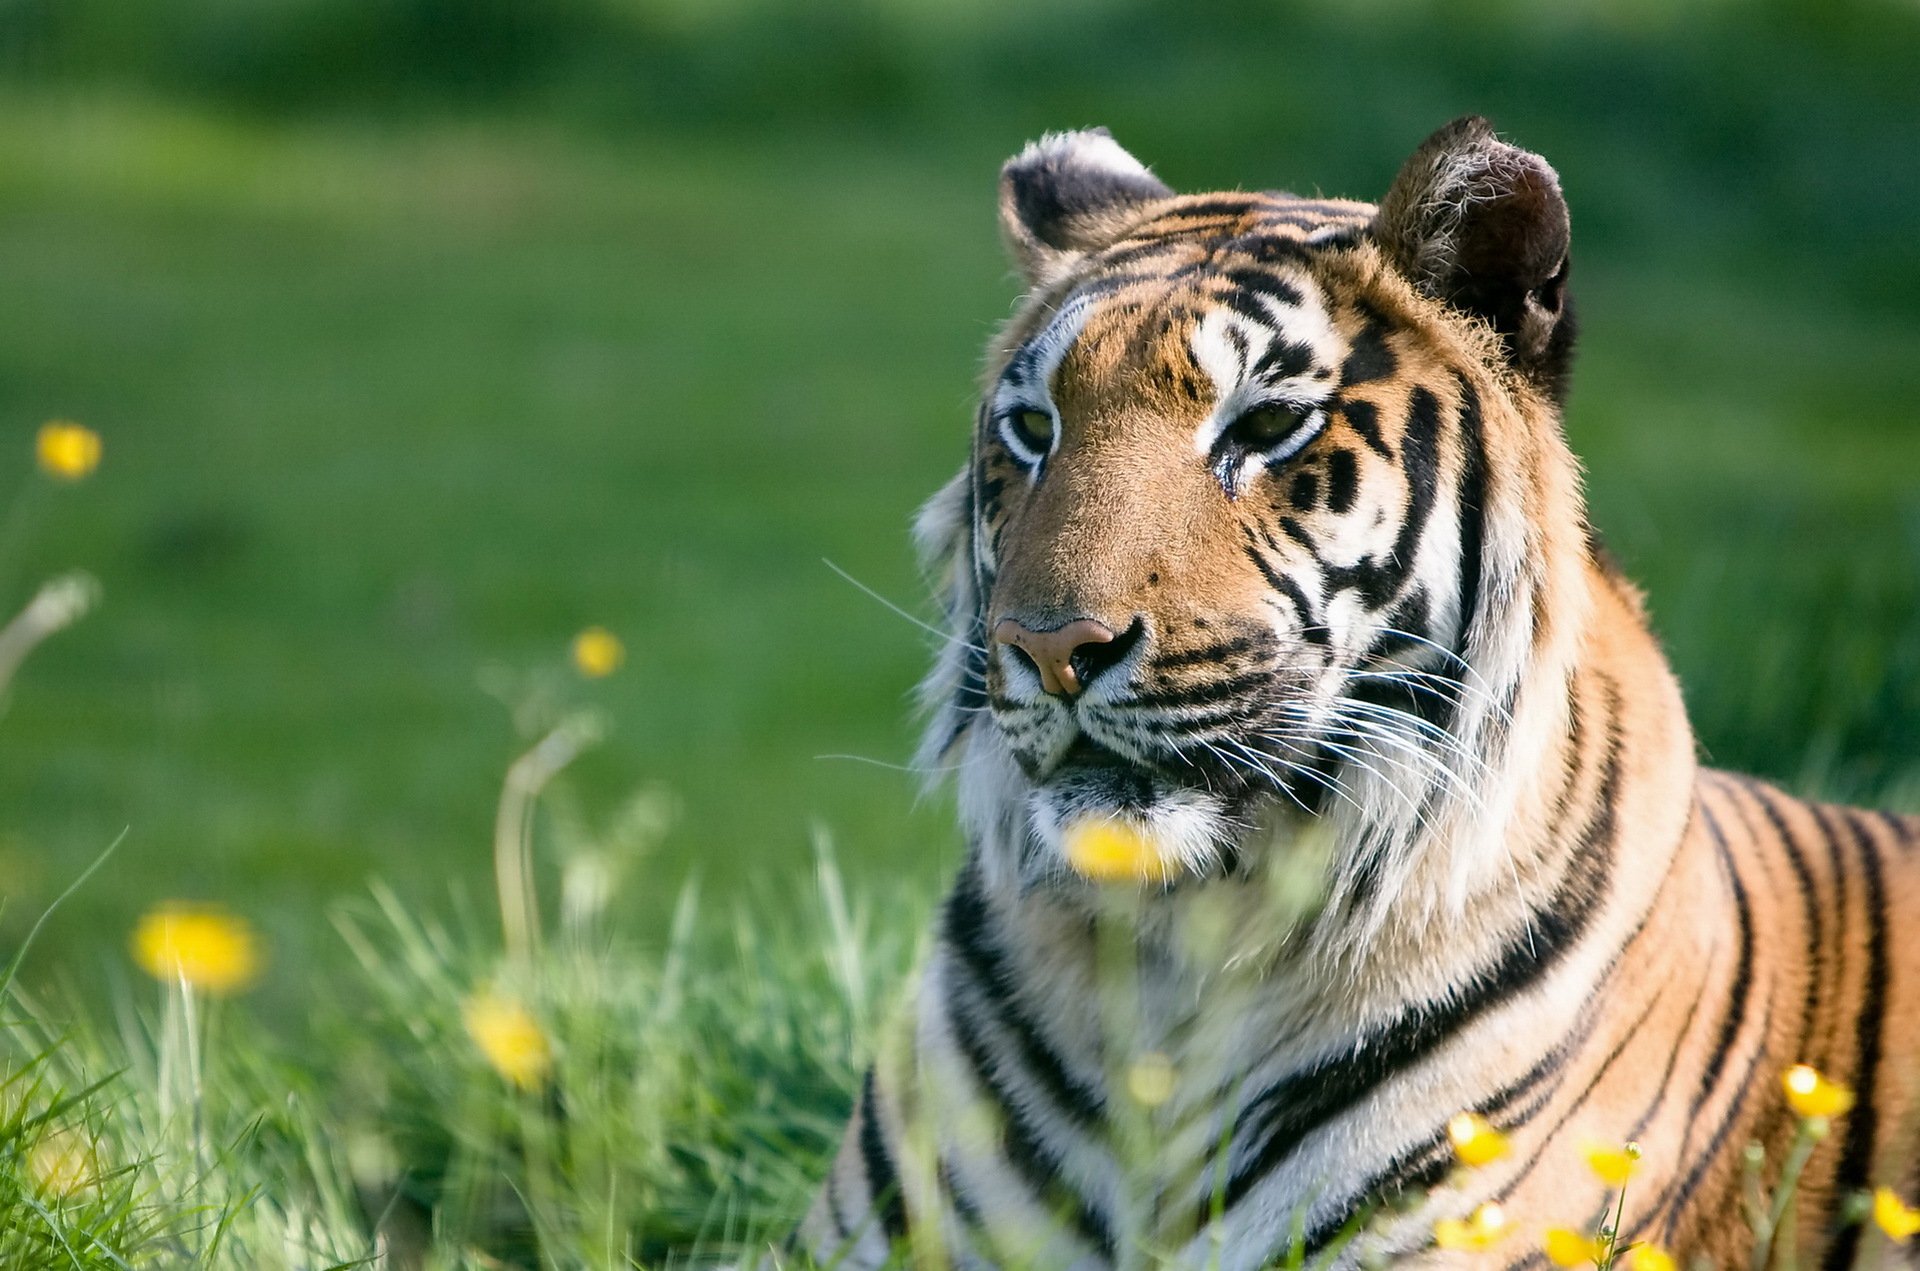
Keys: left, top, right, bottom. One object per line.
{"left": 770, "top": 119, "right": 1920, "bottom": 1271}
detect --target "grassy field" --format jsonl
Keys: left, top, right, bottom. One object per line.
{"left": 3, "top": 81, "right": 1917, "bottom": 1014}
{"left": 0, "top": 0, "right": 1912, "bottom": 1267}
{"left": 0, "top": 97, "right": 994, "bottom": 999}
{"left": 0, "top": 2, "right": 1918, "bottom": 1257}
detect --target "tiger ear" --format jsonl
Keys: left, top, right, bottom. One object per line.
{"left": 1000, "top": 129, "right": 1173, "bottom": 286}
{"left": 1374, "top": 116, "right": 1576, "bottom": 398}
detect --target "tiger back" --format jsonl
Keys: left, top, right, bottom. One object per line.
{"left": 777, "top": 118, "right": 1920, "bottom": 1271}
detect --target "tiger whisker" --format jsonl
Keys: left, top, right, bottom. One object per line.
{"left": 1189, "top": 734, "right": 1318, "bottom": 818}
{"left": 1248, "top": 730, "right": 1436, "bottom": 826}
{"left": 1310, "top": 715, "right": 1486, "bottom": 810}
{"left": 1344, "top": 666, "right": 1515, "bottom": 727}
{"left": 1270, "top": 727, "right": 1453, "bottom": 810}
{"left": 1314, "top": 695, "right": 1493, "bottom": 778}
{"left": 825, "top": 558, "right": 987, "bottom": 654}
{"left": 1222, "top": 734, "right": 1371, "bottom": 822}
{"left": 1312, "top": 691, "right": 1474, "bottom": 756}
{"left": 814, "top": 752, "right": 985, "bottom": 775}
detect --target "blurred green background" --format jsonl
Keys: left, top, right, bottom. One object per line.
{"left": 1, "top": 0, "right": 1916, "bottom": 1018}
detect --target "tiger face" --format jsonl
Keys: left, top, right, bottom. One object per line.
{"left": 920, "top": 120, "right": 1589, "bottom": 894}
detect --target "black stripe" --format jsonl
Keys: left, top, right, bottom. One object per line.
{"left": 1596, "top": 973, "right": 1716, "bottom": 1250}
{"left": 1647, "top": 990, "right": 1777, "bottom": 1240}
{"left": 1240, "top": 533, "right": 1327, "bottom": 647}
{"left": 1488, "top": 981, "right": 1671, "bottom": 1209}
{"left": 1395, "top": 389, "right": 1443, "bottom": 553}
{"left": 1151, "top": 636, "right": 1264, "bottom": 670}
{"left": 1740, "top": 782, "right": 1826, "bottom": 1068}
{"left": 1686, "top": 798, "right": 1757, "bottom": 1124}
{"left": 1325, "top": 446, "right": 1359, "bottom": 513}
{"left": 1165, "top": 701, "right": 1276, "bottom": 735}
{"left": 1868, "top": 809, "right": 1918, "bottom": 851}
{"left": 1339, "top": 399, "right": 1393, "bottom": 459}
{"left": 942, "top": 870, "right": 1108, "bottom": 1128}
{"left": 1128, "top": 668, "right": 1275, "bottom": 712}
{"left": 1338, "top": 301, "right": 1398, "bottom": 388}
{"left": 1471, "top": 798, "right": 1703, "bottom": 1264}
{"left": 1656, "top": 799, "right": 1760, "bottom": 1226}
{"left": 1276, "top": 515, "right": 1318, "bottom": 550}
{"left": 825, "top": 1146, "right": 854, "bottom": 1240}
{"left": 859, "top": 1069, "right": 910, "bottom": 1242}
{"left": 1820, "top": 809, "right": 1889, "bottom": 1271}
{"left": 937, "top": 1157, "right": 989, "bottom": 1235}
{"left": 1626, "top": 976, "right": 1709, "bottom": 1148}
{"left": 1222, "top": 267, "right": 1304, "bottom": 309}
{"left": 1291, "top": 1019, "right": 1592, "bottom": 1262}
{"left": 1218, "top": 678, "right": 1623, "bottom": 1212}
{"left": 939, "top": 974, "right": 1115, "bottom": 1255}
{"left": 1451, "top": 374, "right": 1486, "bottom": 661}
{"left": 1155, "top": 196, "right": 1263, "bottom": 221}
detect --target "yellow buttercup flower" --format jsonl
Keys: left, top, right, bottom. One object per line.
{"left": 1126, "top": 1052, "right": 1176, "bottom": 1107}
{"left": 463, "top": 991, "right": 552, "bottom": 1090}
{"left": 1626, "top": 1243, "right": 1677, "bottom": 1271}
{"left": 1448, "top": 1112, "right": 1510, "bottom": 1168}
{"left": 1584, "top": 1139, "right": 1641, "bottom": 1187}
{"left": 571, "top": 626, "right": 624, "bottom": 678}
{"left": 1543, "top": 1227, "right": 1605, "bottom": 1267}
{"left": 36, "top": 421, "right": 101, "bottom": 481}
{"left": 131, "top": 904, "right": 261, "bottom": 993}
{"left": 1783, "top": 1064, "right": 1855, "bottom": 1120}
{"left": 28, "top": 1130, "right": 94, "bottom": 1197}
{"left": 1874, "top": 1187, "right": 1920, "bottom": 1244}
{"left": 1061, "top": 817, "right": 1174, "bottom": 884}
{"left": 1434, "top": 1203, "right": 1508, "bottom": 1251}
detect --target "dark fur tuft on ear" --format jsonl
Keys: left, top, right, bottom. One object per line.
{"left": 1375, "top": 117, "right": 1577, "bottom": 400}
{"left": 999, "top": 129, "right": 1173, "bottom": 286}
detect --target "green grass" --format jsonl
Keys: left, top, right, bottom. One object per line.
{"left": 0, "top": 96, "right": 989, "bottom": 1005}
{"left": 0, "top": 830, "right": 925, "bottom": 1269}
{"left": 0, "top": 0, "right": 1918, "bottom": 1039}
{"left": 1, "top": 82, "right": 1917, "bottom": 1019}
{"left": 0, "top": 803, "right": 1902, "bottom": 1269}
{"left": 1, "top": 2, "right": 1918, "bottom": 1262}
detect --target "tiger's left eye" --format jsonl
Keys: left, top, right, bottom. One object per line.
{"left": 1002, "top": 408, "right": 1054, "bottom": 458}
{"left": 1227, "top": 405, "right": 1308, "bottom": 449}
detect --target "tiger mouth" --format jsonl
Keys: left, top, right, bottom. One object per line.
{"left": 1049, "top": 736, "right": 1163, "bottom": 810}
{"left": 1027, "top": 733, "right": 1249, "bottom": 882}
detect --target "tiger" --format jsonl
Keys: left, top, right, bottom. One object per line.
{"left": 773, "top": 118, "right": 1920, "bottom": 1270}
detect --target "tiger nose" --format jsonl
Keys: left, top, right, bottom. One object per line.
{"left": 993, "top": 617, "right": 1122, "bottom": 698}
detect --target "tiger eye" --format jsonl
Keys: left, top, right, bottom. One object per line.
{"left": 1007, "top": 408, "right": 1054, "bottom": 454}
{"left": 1229, "top": 405, "right": 1305, "bottom": 449}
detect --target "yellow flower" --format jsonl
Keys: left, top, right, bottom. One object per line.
{"left": 36, "top": 421, "right": 101, "bottom": 481}
{"left": 1874, "top": 1187, "right": 1920, "bottom": 1244}
{"left": 1434, "top": 1203, "right": 1508, "bottom": 1251}
{"left": 1626, "top": 1244, "right": 1677, "bottom": 1271}
{"left": 1782, "top": 1064, "right": 1854, "bottom": 1120}
{"left": 571, "top": 626, "right": 624, "bottom": 678}
{"left": 131, "top": 904, "right": 261, "bottom": 993}
{"left": 1543, "top": 1227, "right": 1605, "bottom": 1267}
{"left": 1061, "top": 817, "right": 1174, "bottom": 884}
{"left": 1448, "top": 1112, "right": 1510, "bottom": 1168}
{"left": 1126, "top": 1052, "right": 1176, "bottom": 1107}
{"left": 463, "top": 991, "right": 552, "bottom": 1090}
{"left": 1584, "top": 1139, "right": 1641, "bottom": 1187}
{"left": 28, "top": 1130, "right": 94, "bottom": 1197}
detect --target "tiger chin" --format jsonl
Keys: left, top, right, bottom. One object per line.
{"left": 770, "top": 119, "right": 1920, "bottom": 1270}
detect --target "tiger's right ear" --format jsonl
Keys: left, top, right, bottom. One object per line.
{"left": 1374, "top": 117, "right": 1576, "bottom": 399}
{"left": 1000, "top": 129, "right": 1173, "bottom": 287}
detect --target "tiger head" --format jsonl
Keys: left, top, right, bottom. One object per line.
{"left": 919, "top": 119, "right": 1600, "bottom": 912}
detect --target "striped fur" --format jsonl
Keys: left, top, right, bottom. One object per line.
{"left": 776, "top": 121, "right": 1920, "bottom": 1270}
